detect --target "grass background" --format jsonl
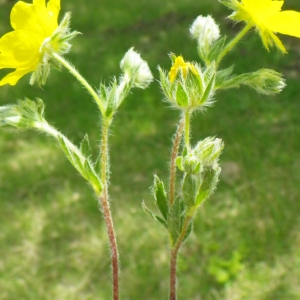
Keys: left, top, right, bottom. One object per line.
{"left": 1, "top": 0, "right": 300, "bottom": 299}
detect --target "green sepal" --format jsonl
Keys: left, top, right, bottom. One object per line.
{"left": 200, "top": 72, "right": 216, "bottom": 105}
{"left": 182, "top": 174, "right": 198, "bottom": 208}
{"left": 142, "top": 201, "right": 168, "bottom": 229}
{"left": 80, "top": 134, "right": 92, "bottom": 158}
{"left": 158, "top": 67, "right": 172, "bottom": 99}
{"left": 168, "top": 197, "right": 183, "bottom": 246}
{"left": 175, "top": 156, "right": 184, "bottom": 172}
{"left": 153, "top": 175, "right": 169, "bottom": 220}
{"left": 176, "top": 82, "right": 189, "bottom": 107}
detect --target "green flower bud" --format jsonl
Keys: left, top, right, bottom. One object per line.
{"left": 159, "top": 55, "right": 216, "bottom": 111}
{"left": 194, "top": 137, "right": 224, "bottom": 166}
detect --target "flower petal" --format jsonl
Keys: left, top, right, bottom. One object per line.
{"left": 0, "top": 67, "right": 35, "bottom": 86}
{"left": 47, "top": 0, "right": 60, "bottom": 19}
{"left": 264, "top": 11, "right": 300, "bottom": 37}
{"left": 0, "top": 30, "right": 41, "bottom": 68}
{"left": 10, "top": 0, "right": 58, "bottom": 37}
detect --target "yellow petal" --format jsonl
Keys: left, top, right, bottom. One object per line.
{"left": 264, "top": 11, "right": 300, "bottom": 37}
{"left": 0, "top": 30, "right": 41, "bottom": 68}
{"left": 0, "top": 67, "right": 35, "bottom": 86}
{"left": 47, "top": 0, "right": 60, "bottom": 18}
{"left": 10, "top": 0, "right": 58, "bottom": 37}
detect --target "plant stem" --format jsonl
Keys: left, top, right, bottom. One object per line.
{"left": 169, "top": 215, "right": 193, "bottom": 300}
{"left": 52, "top": 53, "right": 105, "bottom": 114}
{"left": 99, "top": 116, "right": 119, "bottom": 300}
{"left": 184, "top": 110, "right": 191, "bottom": 151}
{"left": 216, "top": 23, "right": 252, "bottom": 66}
{"left": 169, "top": 117, "right": 185, "bottom": 206}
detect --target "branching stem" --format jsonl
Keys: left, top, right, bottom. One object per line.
{"left": 52, "top": 53, "right": 105, "bottom": 114}
{"left": 216, "top": 23, "right": 252, "bottom": 66}
{"left": 99, "top": 116, "right": 119, "bottom": 300}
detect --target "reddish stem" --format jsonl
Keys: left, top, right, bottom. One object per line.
{"left": 169, "top": 117, "right": 185, "bottom": 206}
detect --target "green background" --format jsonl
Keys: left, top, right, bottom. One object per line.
{"left": 1, "top": 0, "right": 300, "bottom": 299}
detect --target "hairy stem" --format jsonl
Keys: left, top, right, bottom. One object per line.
{"left": 169, "top": 215, "right": 193, "bottom": 300}
{"left": 169, "top": 117, "right": 185, "bottom": 206}
{"left": 216, "top": 23, "right": 252, "bottom": 66}
{"left": 184, "top": 110, "right": 191, "bottom": 151}
{"left": 52, "top": 53, "right": 105, "bottom": 114}
{"left": 99, "top": 117, "right": 119, "bottom": 300}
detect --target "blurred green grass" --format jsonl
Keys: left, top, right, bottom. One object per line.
{"left": 1, "top": 0, "right": 300, "bottom": 299}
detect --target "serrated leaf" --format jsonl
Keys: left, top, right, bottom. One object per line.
{"left": 57, "top": 135, "right": 86, "bottom": 178}
{"left": 153, "top": 175, "right": 169, "bottom": 220}
{"left": 83, "top": 160, "right": 102, "bottom": 194}
{"left": 176, "top": 82, "right": 189, "bottom": 107}
{"left": 80, "top": 134, "right": 92, "bottom": 158}
{"left": 142, "top": 201, "right": 168, "bottom": 229}
{"left": 168, "top": 197, "right": 182, "bottom": 245}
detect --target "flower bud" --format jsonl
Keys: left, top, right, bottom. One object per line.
{"left": 190, "top": 15, "right": 220, "bottom": 47}
{"left": 120, "top": 48, "right": 153, "bottom": 89}
{"left": 194, "top": 137, "right": 224, "bottom": 166}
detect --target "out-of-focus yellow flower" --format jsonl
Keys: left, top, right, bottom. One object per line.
{"left": 0, "top": 0, "right": 60, "bottom": 86}
{"left": 169, "top": 56, "right": 198, "bottom": 83}
{"left": 220, "top": 0, "right": 300, "bottom": 52}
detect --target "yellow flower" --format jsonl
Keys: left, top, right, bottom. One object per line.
{"left": 221, "top": 0, "right": 300, "bottom": 52}
{"left": 0, "top": 0, "right": 60, "bottom": 86}
{"left": 169, "top": 56, "right": 198, "bottom": 83}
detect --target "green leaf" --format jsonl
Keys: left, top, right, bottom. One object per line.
{"left": 80, "top": 134, "right": 92, "bottom": 158}
{"left": 105, "top": 79, "right": 117, "bottom": 118}
{"left": 182, "top": 174, "right": 199, "bottom": 208}
{"left": 142, "top": 201, "right": 168, "bottom": 229}
{"left": 153, "top": 175, "right": 169, "bottom": 220}
{"left": 83, "top": 160, "right": 102, "bottom": 194}
{"left": 176, "top": 82, "right": 189, "bottom": 107}
{"left": 208, "top": 36, "right": 227, "bottom": 63}
{"left": 200, "top": 72, "right": 216, "bottom": 105}
{"left": 57, "top": 135, "right": 86, "bottom": 178}
{"left": 182, "top": 220, "right": 193, "bottom": 243}
{"left": 215, "top": 65, "right": 234, "bottom": 88}
{"left": 196, "top": 166, "right": 220, "bottom": 206}
{"left": 168, "top": 197, "right": 182, "bottom": 245}
{"left": 98, "top": 83, "right": 108, "bottom": 102}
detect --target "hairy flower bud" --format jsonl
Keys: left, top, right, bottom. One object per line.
{"left": 190, "top": 15, "right": 220, "bottom": 46}
{"left": 120, "top": 48, "right": 153, "bottom": 89}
